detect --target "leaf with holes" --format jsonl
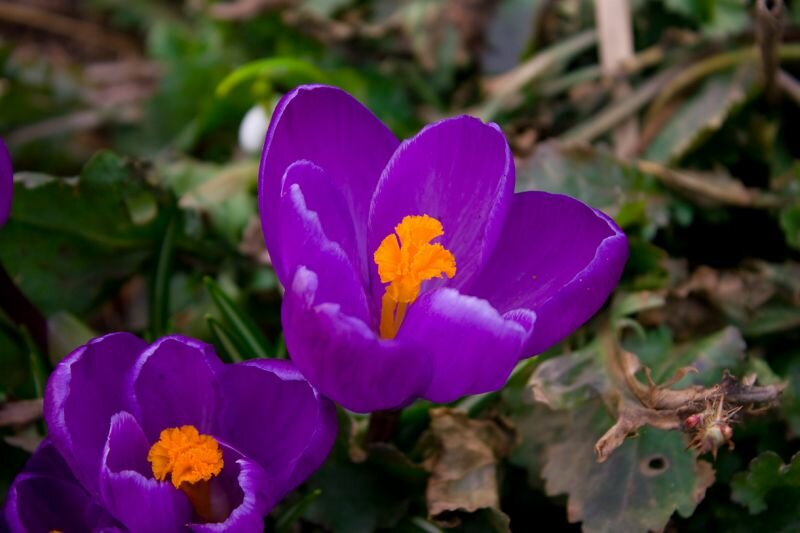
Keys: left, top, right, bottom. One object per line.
{"left": 540, "top": 402, "right": 714, "bottom": 533}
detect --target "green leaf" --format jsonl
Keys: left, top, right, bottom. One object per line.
{"left": 644, "top": 66, "right": 757, "bottom": 165}
{"left": 204, "top": 277, "right": 271, "bottom": 359}
{"left": 205, "top": 316, "right": 245, "bottom": 363}
{"left": 516, "top": 142, "right": 671, "bottom": 237}
{"left": 0, "top": 152, "right": 165, "bottom": 314}
{"left": 731, "top": 452, "right": 800, "bottom": 515}
{"left": 149, "top": 214, "right": 178, "bottom": 340}
{"left": 304, "top": 410, "right": 427, "bottom": 533}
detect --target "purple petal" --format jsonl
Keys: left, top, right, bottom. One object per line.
{"left": 5, "top": 441, "right": 119, "bottom": 533}
{"left": 259, "top": 85, "right": 399, "bottom": 282}
{"left": 129, "top": 335, "right": 224, "bottom": 441}
{"left": 282, "top": 267, "right": 432, "bottom": 413}
{"left": 0, "top": 139, "right": 12, "bottom": 227}
{"left": 277, "top": 166, "right": 370, "bottom": 322}
{"left": 469, "top": 191, "right": 628, "bottom": 356}
{"left": 216, "top": 359, "right": 337, "bottom": 494}
{"left": 279, "top": 159, "right": 363, "bottom": 284}
{"left": 189, "top": 457, "right": 270, "bottom": 533}
{"left": 398, "top": 288, "right": 530, "bottom": 403}
{"left": 44, "top": 332, "right": 148, "bottom": 494}
{"left": 99, "top": 412, "right": 192, "bottom": 532}
{"left": 367, "top": 116, "right": 514, "bottom": 307}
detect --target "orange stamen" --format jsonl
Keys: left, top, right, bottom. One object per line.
{"left": 374, "top": 215, "right": 456, "bottom": 338}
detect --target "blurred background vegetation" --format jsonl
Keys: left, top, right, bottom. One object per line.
{"left": 1, "top": 0, "right": 800, "bottom": 531}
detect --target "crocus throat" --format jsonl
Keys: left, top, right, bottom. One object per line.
{"left": 147, "top": 425, "right": 225, "bottom": 521}
{"left": 373, "top": 215, "right": 456, "bottom": 339}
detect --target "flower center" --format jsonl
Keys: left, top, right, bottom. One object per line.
{"left": 148, "top": 425, "right": 225, "bottom": 522}
{"left": 148, "top": 425, "right": 224, "bottom": 488}
{"left": 373, "top": 215, "right": 456, "bottom": 339}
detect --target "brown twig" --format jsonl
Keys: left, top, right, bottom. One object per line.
{"left": 756, "top": 0, "right": 784, "bottom": 102}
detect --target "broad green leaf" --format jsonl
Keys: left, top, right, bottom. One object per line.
{"left": 0, "top": 152, "right": 165, "bottom": 314}
{"left": 731, "top": 452, "right": 800, "bottom": 516}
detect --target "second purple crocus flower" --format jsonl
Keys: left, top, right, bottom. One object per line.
{"left": 0, "top": 139, "right": 12, "bottom": 227}
{"left": 259, "top": 85, "right": 628, "bottom": 413}
{"left": 5, "top": 334, "right": 337, "bottom": 532}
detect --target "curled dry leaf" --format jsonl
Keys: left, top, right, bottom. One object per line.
{"left": 595, "top": 327, "right": 785, "bottom": 462}
{"left": 423, "top": 407, "right": 517, "bottom": 527}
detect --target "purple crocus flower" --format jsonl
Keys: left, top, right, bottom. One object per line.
{"left": 259, "top": 85, "right": 628, "bottom": 413}
{"left": 0, "top": 138, "right": 12, "bottom": 227}
{"left": 5, "top": 333, "right": 337, "bottom": 532}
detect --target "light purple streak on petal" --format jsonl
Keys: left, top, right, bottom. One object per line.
{"left": 103, "top": 412, "right": 151, "bottom": 477}
{"left": 277, "top": 170, "right": 370, "bottom": 322}
{"left": 259, "top": 85, "right": 399, "bottom": 282}
{"left": 470, "top": 191, "right": 628, "bottom": 356}
{"left": 0, "top": 139, "right": 12, "bottom": 227}
{"left": 129, "top": 335, "right": 223, "bottom": 441}
{"left": 99, "top": 412, "right": 192, "bottom": 533}
{"left": 282, "top": 267, "right": 432, "bottom": 413}
{"left": 190, "top": 458, "right": 270, "bottom": 533}
{"left": 398, "top": 288, "right": 527, "bottom": 403}
{"left": 367, "top": 116, "right": 514, "bottom": 307}
{"left": 216, "top": 359, "right": 337, "bottom": 494}
{"left": 5, "top": 441, "right": 119, "bottom": 533}
{"left": 280, "top": 160, "right": 364, "bottom": 284}
{"left": 44, "top": 332, "right": 148, "bottom": 494}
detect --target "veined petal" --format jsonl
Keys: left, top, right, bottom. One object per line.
{"left": 5, "top": 441, "right": 120, "bottom": 533}
{"left": 398, "top": 288, "right": 530, "bottom": 403}
{"left": 469, "top": 191, "right": 628, "bottom": 356}
{"left": 277, "top": 168, "right": 370, "bottom": 323}
{"left": 259, "top": 85, "right": 399, "bottom": 282}
{"left": 44, "top": 332, "right": 148, "bottom": 494}
{"left": 280, "top": 160, "right": 363, "bottom": 284}
{"left": 216, "top": 359, "right": 337, "bottom": 494}
{"left": 99, "top": 412, "right": 192, "bottom": 533}
{"left": 129, "top": 335, "right": 224, "bottom": 441}
{"left": 282, "top": 267, "right": 432, "bottom": 413}
{"left": 367, "top": 116, "right": 514, "bottom": 309}
{"left": 0, "top": 138, "right": 12, "bottom": 227}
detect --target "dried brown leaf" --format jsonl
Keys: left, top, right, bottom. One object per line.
{"left": 424, "top": 408, "right": 517, "bottom": 526}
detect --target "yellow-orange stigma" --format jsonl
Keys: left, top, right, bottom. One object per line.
{"left": 373, "top": 215, "right": 456, "bottom": 339}
{"left": 147, "top": 425, "right": 224, "bottom": 489}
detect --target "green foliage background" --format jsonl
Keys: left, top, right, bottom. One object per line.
{"left": 1, "top": 0, "right": 800, "bottom": 531}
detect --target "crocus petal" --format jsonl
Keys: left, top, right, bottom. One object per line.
{"left": 5, "top": 441, "right": 119, "bottom": 533}
{"left": 277, "top": 166, "right": 370, "bottom": 322}
{"left": 216, "top": 359, "right": 337, "bottom": 493}
{"left": 259, "top": 84, "right": 399, "bottom": 282}
{"left": 469, "top": 191, "right": 628, "bottom": 356}
{"left": 44, "top": 332, "right": 148, "bottom": 494}
{"left": 0, "top": 138, "right": 12, "bottom": 227}
{"left": 282, "top": 266, "right": 432, "bottom": 413}
{"left": 398, "top": 288, "right": 530, "bottom": 403}
{"left": 367, "top": 116, "right": 514, "bottom": 306}
{"left": 280, "top": 159, "right": 363, "bottom": 284}
{"left": 129, "top": 335, "right": 224, "bottom": 441}
{"left": 190, "top": 457, "right": 270, "bottom": 533}
{"left": 99, "top": 412, "right": 192, "bottom": 533}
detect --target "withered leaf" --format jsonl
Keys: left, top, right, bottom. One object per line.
{"left": 541, "top": 402, "right": 714, "bottom": 533}
{"left": 423, "top": 407, "right": 516, "bottom": 527}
